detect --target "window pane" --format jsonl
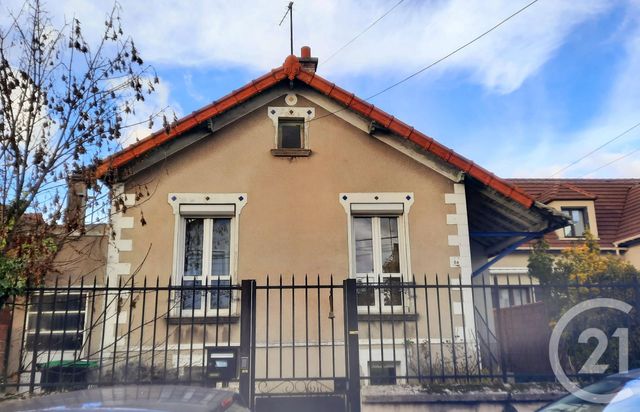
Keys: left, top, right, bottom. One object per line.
{"left": 562, "top": 208, "right": 587, "bottom": 237}
{"left": 26, "top": 333, "right": 84, "bottom": 351}
{"left": 211, "top": 219, "right": 231, "bottom": 276}
{"left": 184, "top": 218, "right": 204, "bottom": 276}
{"left": 382, "top": 277, "right": 402, "bottom": 306}
{"left": 181, "top": 280, "right": 202, "bottom": 310}
{"left": 380, "top": 217, "right": 400, "bottom": 273}
{"left": 356, "top": 278, "right": 375, "bottom": 307}
{"left": 210, "top": 279, "right": 231, "bottom": 310}
{"left": 28, "top": 313, "right": 84, "bottom": 332}
{"left": 30, "top": 294, "right": 85, "bottom": 312}
{"left": 369, "top": 362, "right": 397, "bottom": 385}
{"left": 513, "top": 289, "right": 523, "bottom": 306}
{"left": 354, "top": 217, "right": 374, "bottom": 274}
{"left": 498, "top": 289, "right": 510, "bottom": 308}
{"left": 572, "top": 209, "right": 586, "bottom": 236}
{"left": 280, "top": 124, "right": 302, "bottom": 148}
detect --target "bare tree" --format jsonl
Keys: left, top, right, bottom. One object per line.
{"left": 0, "top": 0, "right": 159, "bottom": 304}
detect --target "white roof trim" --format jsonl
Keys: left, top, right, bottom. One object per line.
{"left": 614, "top": 235, "right": 640, "bottom": 246}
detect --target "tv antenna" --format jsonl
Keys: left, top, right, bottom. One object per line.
{"left": 279, "top": 2, "right": 294, "bottom": 55}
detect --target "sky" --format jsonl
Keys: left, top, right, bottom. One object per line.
{"left": 4, "top": 0, "right": 640, "bottom": 179}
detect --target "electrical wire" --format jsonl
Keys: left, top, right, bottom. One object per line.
{"left": 322, "top": 0, "right": 405, "bottom": 66}
{"left": 311, "top": 0, "right": 540, "bottom": 123}
{"left": 366, "top": 0, "right": 539, "bottom": 100}
{"left": 549, "top": 120, "right": 640, "bottom": 177}
{"left": 579, "top": 146, "right": 640, "bottom": 177}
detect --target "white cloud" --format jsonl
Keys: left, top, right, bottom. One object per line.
{"left": 183, "top": 73, "right": 205, "bottom": 103}
{"left": 10, "top": 0, "right": 607, "bottom": 94}
{"left": 498, "top": 1, "right": 640, "bottom": 178}
{"left": 119, "top": 78, "right": 182, "bottom": 148}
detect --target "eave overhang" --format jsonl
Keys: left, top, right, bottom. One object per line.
{"left": 465, "top": 176, "right": 569, "bottom": 269}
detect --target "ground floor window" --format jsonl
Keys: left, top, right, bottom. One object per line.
{"left": 169, "top": 193, "right": 247, "bottom": 317}
{"left": 180, "top": 216, "right": 233, "bottom": 314}
{"left": 493, "top": 286, "right": 534, "bottom": 308}
{"left": 369, "top": 361, "right": 398, "bottom": 385}
{"left": 353, "top": 215, "right": 405, "bottom": 311}
{"left": 26, "top": 293, "right": 86, "bottom": 351}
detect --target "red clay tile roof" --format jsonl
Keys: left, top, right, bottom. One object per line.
{"left": 96, "top": 55, "right": 534, "bottom": 208}
{"left": 508, "top": 179, "right": 640, "bottom": 247}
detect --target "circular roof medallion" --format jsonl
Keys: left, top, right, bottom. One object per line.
{"left": 285, "top": 93, "right": 298, "bottom": 106}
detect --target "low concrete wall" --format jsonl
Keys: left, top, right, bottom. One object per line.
{"left": 362, "top": 385, "right": 565, "bottom": 412}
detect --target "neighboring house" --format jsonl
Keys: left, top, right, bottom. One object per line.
{"left": 489, "top": 178, "right": 640, "bottom": 308}
{"left": 3, "top": 48, "right": 567, "bottom": 395}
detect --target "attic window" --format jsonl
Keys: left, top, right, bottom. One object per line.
{"left": 268, "top": 106, "right": 315, "bottom": 157}
{"left": 278, "top": 118, "right": 304, "bottom": 149}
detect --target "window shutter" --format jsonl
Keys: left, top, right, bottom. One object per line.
{"left": 350, "top": 203, "right": 403, "bottom": 215}
{"left": 179, "top": 204, "right": 235, "bottom": 216}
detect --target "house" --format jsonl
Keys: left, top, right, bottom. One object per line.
{"left": 2, "top": 48, "right": 568, "bottom": 406}
{"left": 488, "top": 178, "right": 640, "bottom": 307}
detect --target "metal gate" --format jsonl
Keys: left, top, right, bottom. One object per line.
{"left": 238, "top": 278, "right": 360, "bottom": 412}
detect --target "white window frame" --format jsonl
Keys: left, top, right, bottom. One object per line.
{"left": 340, "top": 193, "right": 414, "bottom": 313}
{"left": 25, "top": 292, "right": 89, "bottom": 362}
{"left": 169, "top": 193, "right": 247, "bottom": 317}
{"left": 267, "top": 106, "right": 315, "bottom": 150}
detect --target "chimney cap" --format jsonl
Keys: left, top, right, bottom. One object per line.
{"left": 298, "top": 46, "right": 317, "bottom": 74}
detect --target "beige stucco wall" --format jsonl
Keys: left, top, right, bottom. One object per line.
{"left": 49, "top": 229, "right": 108, "bottom": 285}
{"left": 491, "top": 252, "right": 529, "bottom": 270}
{"left": 624, "top": 244, "right": 640, "bottom": 268}
{"left": 119, "top": 93, "right": 459, "bottom": 283}
{"left": 99, "top": 91, "right": 467, "bottom": 382}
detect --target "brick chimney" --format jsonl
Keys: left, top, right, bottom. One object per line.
{"left": 299, "top": 46, "right": 318, "bottom": 73}
{"left": 65, "top": 173, "right": 87, "bottom": 232}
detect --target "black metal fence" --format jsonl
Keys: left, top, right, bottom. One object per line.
{"left": 0, "top": 277, "right": 246, "bottom": 395}
{"left": 0, "top": 274, "right": 637, "bottom": 397}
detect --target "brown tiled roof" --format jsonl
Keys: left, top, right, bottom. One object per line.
{"left": 537, "top": 183, "right": 597, "bottom": 203}
{"left": 508, "top": 179, "right": 640, "bottom": 247}
{"left": 617, "top": 184, "right": 640, "bottom": 243}
{"left": 96, "top": 54, "right": 534, "bottom": 208}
